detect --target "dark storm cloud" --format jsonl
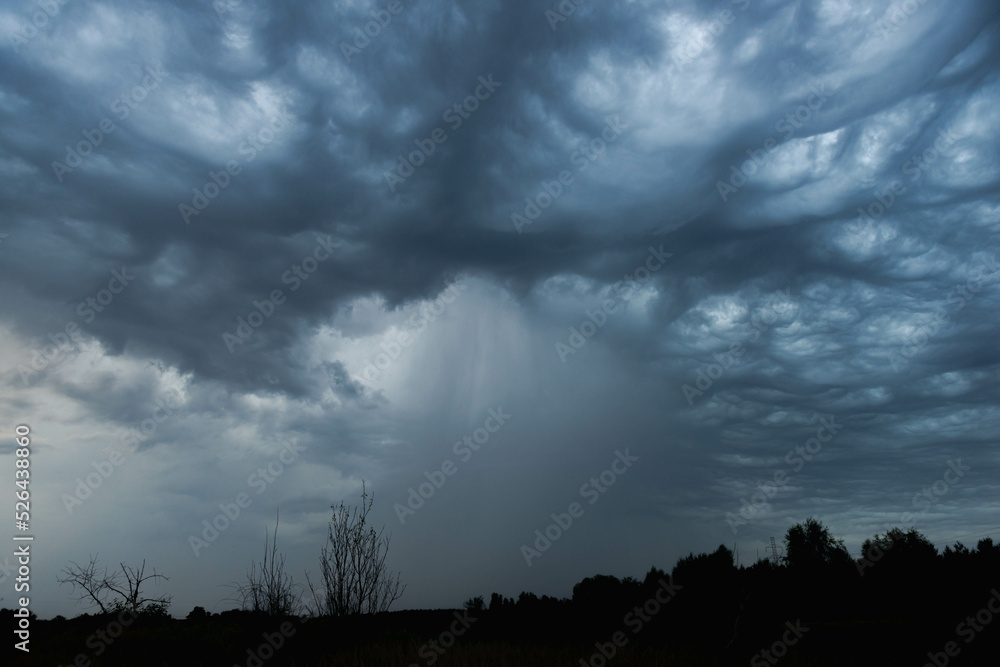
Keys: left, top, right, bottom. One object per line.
{"left": 1, "top": 0, "right": 999, "bottom": 617}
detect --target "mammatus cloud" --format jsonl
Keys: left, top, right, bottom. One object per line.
{"left": 0, "top": 0, "right": 998, "bottom": 618}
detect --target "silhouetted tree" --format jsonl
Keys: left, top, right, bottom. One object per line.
{"left": 668, "top": 546, "right": 740, "bottom": 645}
{"left": 232, "top": 510, "right": 302, "bottom": 615}
{"left": 971, "top": 538, "right": 1000, "bottom": 575}
{"left": 516, "top": 591, "right": 539, "bottom": 608}
{"left": 488, "top": 592, "right": 514, "bottom": 611}
{"left": 783, "top": 517, "right": 851, "bottom": 570}
{"left": 572, "top": 574, "right": 628, "bottom": 609}
{"left": 672, "top": 544, "right": 736, "bottom": 585}
{"left": 976, "top": 537, "right": 999, "bottom": 555}
{"left": 942, "top": 541, "right": 970, "bottom": 563}
{"left": 186, "top": 606, "right": 210, "bottom": 621}
{"left": 57, "top": 556, "right": 171, "bottom": 616}
{"left": 306, "top": 481, "right": 405, "bottom": 616}
{"left": 642, "top": 566, "right": 669, "bottom": 587}
{"left": 860, "top": 527, "right": 937, "bottom": 570}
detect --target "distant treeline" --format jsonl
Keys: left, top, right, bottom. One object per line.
{"left": 461, "top": 519, "right": 1000, "bottom": 665}
{"left": 7, "top": 518, "right": 1000, "bottom": 666}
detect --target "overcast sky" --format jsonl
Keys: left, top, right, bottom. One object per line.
{"left": 2, "top": 0, "right": 999, "bottom": 619}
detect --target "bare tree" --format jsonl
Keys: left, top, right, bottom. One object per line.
{"left": 57, "top": 556, "right": 171, "bottom": 616}
{"left": 306, "top": 481, "right": 405, "bottom": 616}
{"left": 232, "top": 509, "right": 302, "bottom": 616}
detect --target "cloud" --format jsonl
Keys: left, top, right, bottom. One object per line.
{"left": 1, "top": 0, "right": 999, "bottom": 617}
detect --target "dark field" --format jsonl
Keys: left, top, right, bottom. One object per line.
{"left": 12, "top": 610, "right": 1000, "bottom": 667}
{"left": 13, "top": 541, "right": 1000, "bottom": 667}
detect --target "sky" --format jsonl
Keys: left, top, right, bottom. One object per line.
{"left": 1, "top": 0, "right": 999, "bottom": 620}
